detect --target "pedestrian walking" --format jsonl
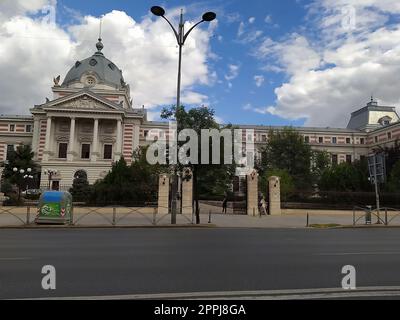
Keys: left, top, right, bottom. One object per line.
{"left": 260, "top": 196, "right": 268, "bottom": 215}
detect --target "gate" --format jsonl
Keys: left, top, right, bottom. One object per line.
{"left": 232, "top": 176, "right": 247, "bottom": 215}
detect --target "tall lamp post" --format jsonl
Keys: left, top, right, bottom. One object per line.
{"left": 13, "top": 167, "right": 32, "bottom": 201}
{"left": 150, "top": 6, "right": 216, "bottom": 224}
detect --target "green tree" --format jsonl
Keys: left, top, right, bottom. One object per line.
{"left": 258, "top": 127, "right": 313, "bottom": 189}
{"left": 386, "top": 160, "right": 400, "bottom": 192}
{"left": 2, "top": 145, "right": 39, "bottom": 202}
{"left": 91, "top": 147, "right": 162, "bottom": 205}
{"left": 160, "top": 105, "right": 236, "bottom": 224}
{"left": 259, "top": 168, "right": 294, "bottom": 201}
{"left": 319, "top": 160, "right": 371, "bottom": 192}
{"left": 69, "top": 170, "right": 92, "bottom": 202}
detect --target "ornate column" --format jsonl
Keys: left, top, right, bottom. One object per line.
{"left": 91, "top": 118, "right": 99, "bottom": 162}
{"left": 67, "top": 117, "right": 76, "bottom": 162}
{"left": 115, "top": 119, "right": 122, "bottom": 161}
{"left": 43, "top": 116, "right": 52, "bottom": 161}
{"left": 31, "top": 117, "right": 41, "bottom": 160}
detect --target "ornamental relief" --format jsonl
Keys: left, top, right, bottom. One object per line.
{"left": 101, "top": 136, "right": 116, "bottom": 143}
{"left": 56, "top": 97, "right": 111, "bottom": 110}
{"left": 79, "top": 136, "right": 93, "bottom": 142}
{"left": 56, "top": 135, "right": 69, "bottom": 142}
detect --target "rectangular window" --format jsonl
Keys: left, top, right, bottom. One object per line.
{"left": 58, "top": 143, "right": 68, "bottom": 159}
{"left": 332, "top": 137, "right": 337, "bottom": 144}
{"left": 319, "top": 137, "right": 323, "bottom": 144}
{"left": 346, "top": 138, "right": 351, "bottom": 144}
{"left": 104, "top": 144, "right": 113, "bottom": 159}
{"left": 144, "top": 130, "right": 149, "bottom": 137}
{"left": 304, "top": 136, "right": 310, "bottom": 143}
{"left": 9, "top": 124, "right": 15, "bottom": 132}
{"left": 6, "top": 144, "right": 14, "bottom": 160}
{"left": 388, "top": 132, "right": 392, "bottom": 140}
{"left": 262, "top": 135, "right": 267, "bottom": 142}
{"left": 25, "top": 124, "right": 32, "bottom": 133}
{"left": 346, "top": 155, "right": 352, "bottom": 164}
{"left": 375, "top": 136, "right": 378, "bottom": 143}
{"left": 360, "top": 138, "right": 365, "bottom": 145}
{"left": 81, "top": 144, "right": 91, "bottom": 159}
{"left": 332, "top": 154, "right": 338, "bottom": 165}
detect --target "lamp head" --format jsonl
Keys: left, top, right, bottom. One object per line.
{"left": 202, "top": 11, "right": 216, "bottom": 22}
{"left": 13, "top": 167, "right": 18, "bottom": 172}
{"left": 151, "top": 6, "right": 165, "bottom": 17}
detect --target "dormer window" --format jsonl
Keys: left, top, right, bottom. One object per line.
{"left": 378, "top": 116, "right": 392, "bottom": 126}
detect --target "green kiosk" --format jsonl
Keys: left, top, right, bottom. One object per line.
{"left": 35, "top": 191, "right": 73, "bottom": 224}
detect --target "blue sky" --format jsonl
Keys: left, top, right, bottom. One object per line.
{"left": 2, "top": 0, "right": 400, "bottom": 128}
{"left": 55, "top": 0, "right": 310, "bottom": 126}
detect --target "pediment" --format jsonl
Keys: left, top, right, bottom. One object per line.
{"left": 44, "top": 93, "right": 121, "bottom": 112}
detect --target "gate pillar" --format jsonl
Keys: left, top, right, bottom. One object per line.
{"left": 181, "top": 169, "right": 193, "bottom": 215}
{"left": 158, "top": 174, "right": 170, "bottom": 215}
{"left": 247, "top": 170, "right": 258, "bottom": 216}
{"left": 268, "top": 176, "right": 281, "bottom": 215}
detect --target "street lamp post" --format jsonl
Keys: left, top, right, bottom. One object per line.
{"left": 13, "top": 167, "right": 32, "bottom": 201}
{"left": 150, "top": 5, "right": 216, "bottom": 224}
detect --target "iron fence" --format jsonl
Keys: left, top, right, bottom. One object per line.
{"left": 0, "top": 204, "right": 195, "bottom": 227}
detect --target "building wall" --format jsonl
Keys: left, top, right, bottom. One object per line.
{"left": 2, "top": 106, "right": 400, "bottom": 188}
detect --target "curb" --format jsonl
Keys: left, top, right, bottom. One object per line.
{"left": 0, "top": 224, "right": 217, "bottom": 230}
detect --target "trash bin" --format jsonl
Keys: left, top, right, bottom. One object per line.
{"left": 35, "top": 191, "right": 73, "bottom": 225}
{"left": 365, "top": 206, "right": 372, "bottom": 225}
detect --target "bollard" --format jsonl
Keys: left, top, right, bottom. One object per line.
{"left": 353, "top": 208, "right": 355, "bottom": 226}
{"left": 385, "top": 208, "right": 388, "bottom": 226}
{"left": 112, "top": 207, "right": 116, "bottom": 226}
{"left": 306, "top": 213, "right": 309, "bottom": 227}
{"left": 26, "top": 206, "right": 30, "bottom": 225}
{"left": 153, "top": 207, "right": 157, "bottom": 225}
{"left": 208, "top": 210, "right": 212, "bottom": 224}
{"left": 70, "top": 206, "right": 74, "bottom": 226}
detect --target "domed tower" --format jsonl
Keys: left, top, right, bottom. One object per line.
{"left": 53, "top": 39, "right": 132, "bottom": 109}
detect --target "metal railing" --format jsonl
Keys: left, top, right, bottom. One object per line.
{"left": 352, "top": 206, "right": 400, "bottom": 226}
{"left": 0, "top": 205, "right": 196, "bottom": 227}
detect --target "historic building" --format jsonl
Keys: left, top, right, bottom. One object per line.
{"left": 0, "top": 39, "right": 400, "bottom": 189}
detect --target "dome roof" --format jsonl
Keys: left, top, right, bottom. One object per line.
{"left": 62, "top": 39, "right": 126, "bottom": 89}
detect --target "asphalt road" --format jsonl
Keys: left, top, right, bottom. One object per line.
{"left": 1, "top": 228, "right": 400, "bottom": 299}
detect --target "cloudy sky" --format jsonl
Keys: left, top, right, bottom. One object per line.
{"left": 1, "top": 0, "right": 400, "bottom": 128}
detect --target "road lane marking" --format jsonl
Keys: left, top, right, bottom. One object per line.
{"left": 22, "top": 286, "right": 400, "bottom": 300}
{"left": 0, "top": 257, "right": 32, "bottom": 261}
{"left": 316, "top": 252, "right": 400, "bottom": 256}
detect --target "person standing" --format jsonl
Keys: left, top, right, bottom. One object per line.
{"left": 222, "top": 196, "right": 228, "bottom": 214}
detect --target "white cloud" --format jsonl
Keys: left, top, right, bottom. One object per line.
{"left": 253, "top": 0, "right": 400, "bottom": 127}
{"left": 248, "top": 17, "right": 256, "bottom": 24}
{"left": 0, "top": 1, "right": 216, "bottom": 115}
{"left": 264, "top": 15, "right": 272, "bottom": 24}
{"left": 254, "top": 75, "right": 265, "bottom": 87}
{"left": 243, "top": 103, "right": 252, "bottom": 110}
{"left": 224, "top": 64, "right": 240, "bottom": 81}
{"left": 237, "top": 22, "right": 245, "bottom": 37}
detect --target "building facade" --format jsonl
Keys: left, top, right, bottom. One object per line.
{"left": 1, "top": 40, "right": 399, "bottom": 189}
